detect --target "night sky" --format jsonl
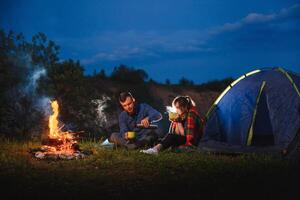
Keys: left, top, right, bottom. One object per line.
{"left": 1, "top": 0, "right": 300, "bottom": 84}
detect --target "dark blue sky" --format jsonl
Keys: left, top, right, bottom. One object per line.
{"left": 1, "top": 0, "right": 300, "bottom": 84}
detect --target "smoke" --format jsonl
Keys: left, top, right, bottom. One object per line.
{"left": 30, "top": 68, "right": 52, "bottom": 116}
{"left": 92, "top": 95, "right": 112, "bottom": 128}
{"left": 24, "top": 67, "right": 46, "bottom": 95}
{"left": 7, "top": 53, "right": 52, "bottom": 116}
{"left": 22, "top": 66, "right": 51, "bottom": 116}
{"left": 1, "top": 54, "right": 53, "bottom": 137}
{"left": 36, "top": 96, "right": 52, "bottom": 116}
{"left": 20, "top": 54, "right": 53, "bottom": 116}
{"left": 8, "top": 53, "right": 48, "bottom": 97}
{"left": 166, "top": 106, "right": 176, "bottom": 113}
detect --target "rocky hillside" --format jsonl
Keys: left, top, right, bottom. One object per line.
{"left": 148, "top": 84, "right": 220, "bottom": 116}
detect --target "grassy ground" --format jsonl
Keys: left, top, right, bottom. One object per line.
{"left": 0, "top": 138, "right": 300, "bottom": 200}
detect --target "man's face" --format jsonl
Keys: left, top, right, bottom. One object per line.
{"left": 120, "top": 96, "right": 135, "bottom": 114}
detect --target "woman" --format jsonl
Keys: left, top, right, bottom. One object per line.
{"left": 140, "top": 96, "right": 204, "bottom": 155}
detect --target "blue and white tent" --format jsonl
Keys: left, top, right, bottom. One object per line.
{"left": 200, "top": 68, "right": 300, "bottom": 156}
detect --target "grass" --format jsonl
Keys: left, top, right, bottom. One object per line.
{"left": 0, "top": 138, "right": 300, "bottom": 200}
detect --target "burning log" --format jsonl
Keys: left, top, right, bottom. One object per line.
{"left": 30, "top": 100, "right": 89, "bottom": 160}
{"left": 42, "top": 138, "right": 64, "bottom": 146}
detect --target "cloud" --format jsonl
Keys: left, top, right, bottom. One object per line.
{"left": 60, "top": 3, "right": 299, "bottom": 66}
{"left": 79, "top": 30, "right": 210, "bottom": 65}
{"left": 81, "top": 46, "right": 156, "bottom": 65}
{"left": 209, "top": 3, "right": 300, "bottom": 36}
{"left": 243, "top": 13, "right": 276, "bottom": 24}
{"left": 278, "top": 3, "right": 300, "bottom": 19}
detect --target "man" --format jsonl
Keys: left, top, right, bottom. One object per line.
{"left": 109, "top": 92, "right": 163, "bottom": 150}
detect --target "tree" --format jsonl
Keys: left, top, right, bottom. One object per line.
{"left": 45, "top": 59, "right": 85, "bottom": 97}
{"left": 111, "top": 64, "right": 148, "bottom": 83}
{"left": 0, "top": 29, "right": 61, "bottom": 138}
{"left": 98, "top": 69, "right": 107, "bottom": 79}
{"left": 149, "top": 78, "right": 157, "bottom": 84}
{"left": 165, "top": 79, "right": 171, "bottom": 85}
{"left": 195, "top": 77, "right": 234, "bottom": 91}
{"left": 29, "top": 32, "right": 60, "bottom": 67}
{"left": 179, "top": 77, "right": 194, "bottom": 86}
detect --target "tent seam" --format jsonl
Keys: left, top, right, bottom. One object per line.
{"left": 277, "top": 68, "right": 300, "bottom": 98}
{"left": 246, "top": 81, "right": 266, "bottom": 146}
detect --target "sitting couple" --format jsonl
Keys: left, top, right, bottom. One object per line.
{"left": 109, "top": 91, "right": 204, "bottom": 155}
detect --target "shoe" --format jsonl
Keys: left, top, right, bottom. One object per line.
{"left": 100, "top": 139, "right": 114, "bottom": 149}
{"left": 140, "top": 148, "right": 158, "bottom": 155}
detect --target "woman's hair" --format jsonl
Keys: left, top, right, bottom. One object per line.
{"left": 172, "top": 95, "right": 196, "bottom": 111}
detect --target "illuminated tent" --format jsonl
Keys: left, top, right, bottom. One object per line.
{"left": 200, "top": 68, "right": 300, "bottom": 157}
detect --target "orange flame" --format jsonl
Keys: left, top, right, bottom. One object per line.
{"left": 46, "top": 100, "right": 76, "bottom": 155}
{"left": 49, "top": 101, "right": 60, "bottom": 139}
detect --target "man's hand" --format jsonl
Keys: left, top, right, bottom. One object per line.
{"left": 124, "top": 132, "right": 128, "bottom": 140}
{"left": 140, "top": 117, "right": 150, "bottom": 128}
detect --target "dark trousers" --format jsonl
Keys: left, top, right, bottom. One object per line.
{"left": 160, "top": 133, "right": 186, "bottom": 150}
{"left": 109, "top": 131, "right": 159, "bottom": 149}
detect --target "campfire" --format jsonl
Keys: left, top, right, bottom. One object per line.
{"left": 31, "top": 100, "right": 87, "bottom": 160}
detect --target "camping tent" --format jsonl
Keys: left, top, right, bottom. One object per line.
{"left": 200, "top": 68, "right": 300, "bottom": 157}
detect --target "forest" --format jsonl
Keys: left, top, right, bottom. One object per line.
{"left": 0, "top": 29, "right": 233, "bottom": 140}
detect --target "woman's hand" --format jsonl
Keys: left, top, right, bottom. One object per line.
{"left": 174, "top": 122, "right": 184, "bottom": 136}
